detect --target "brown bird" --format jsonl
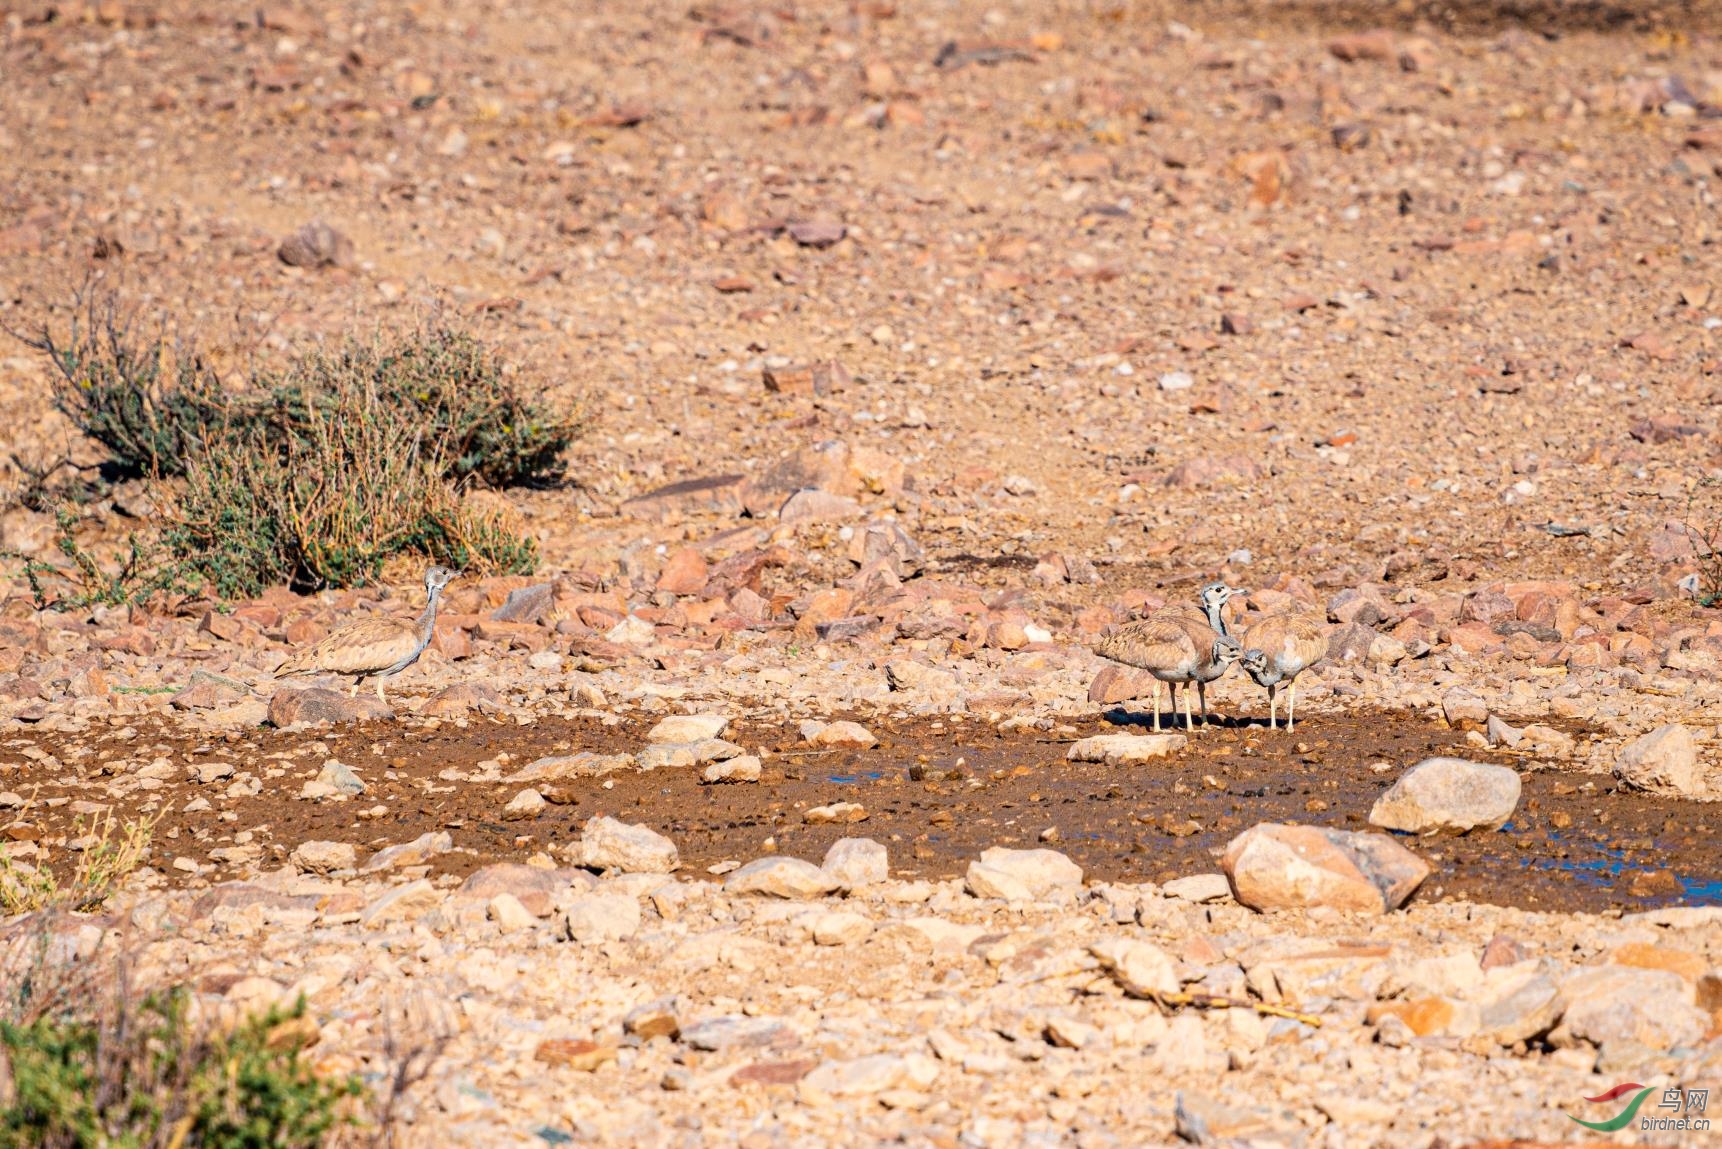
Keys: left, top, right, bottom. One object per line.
{"left": 275, "top": 566, "right": 456, "bottom": 705}
{"left": 1096, "top": 616, "right": 1242, "bottom": 732}
{"left": 1238, "top": 612, "right": 1327, "bottom": 732}
{"left": 1145, "top": 583, "right": 1246, "bottom": 725}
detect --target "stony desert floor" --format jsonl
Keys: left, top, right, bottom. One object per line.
{"left": 4, "top": 0, "right": 1722, "bottom": 1145}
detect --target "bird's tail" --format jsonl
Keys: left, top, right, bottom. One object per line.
{"left": 274, "top": 655, "right": 314, "bottom": 678}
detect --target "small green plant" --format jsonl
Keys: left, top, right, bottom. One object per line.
{"left": 1682, "top": 477, "right": 1722, "bottom": 607}
{"left": 1, "top": 986, "right": 361, "bottom": 1149}
{"left": 0, "top": 806, "right": 159, "bottom": 916}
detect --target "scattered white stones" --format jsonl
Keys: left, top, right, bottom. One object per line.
{"left": 575, "top": 815, "right": 680, "bottom": 874}
{"left": 725, "top": 856, "right": 841, "bottom": 899}
{"left": 801, "top": 720, "right": 877, "bottom": 748}
{"left": 646, "top": 713, "right": 729, "bottom": 743}
{"left": 1065, "top": 732, "right": 1187, "bottom": 764}
{"left": 1367, "top": 758, "right": 1521, "bottom": 834}
{"left": 1222, "top": 823, "right": 1430, "bottom": 915}
{"left": 1614, "top": 724, "right": 1706, "bottom": 797}
{"left": 964, "top": 847, "right": 1083, "bottom": 902}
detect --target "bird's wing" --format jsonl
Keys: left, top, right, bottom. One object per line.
{"left": 1095, "top": 618, "right": 1197, "bottom": 668}
{"left": 277, "top": 617, "right": 418, "bottom": 677}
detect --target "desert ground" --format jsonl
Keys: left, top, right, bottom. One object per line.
{"left": 4, "top": 0, "right": 1722, "bottom": 1145}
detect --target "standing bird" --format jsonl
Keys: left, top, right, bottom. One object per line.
{"left": 1148, "top": 582, "right": 1247, "bottom": 725}
{"left": 1238, "top": 613, "right": 1327, "bottom": 732}
{"left": 1095, "top": 616, "right": 1243, "bottom": 732}
{"left": 275, "top": 566, "right": 456, "bottom": 706}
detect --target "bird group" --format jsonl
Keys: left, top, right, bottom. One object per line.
{"left": 1094, "top": 581, "right": 1326, "bottom": 733}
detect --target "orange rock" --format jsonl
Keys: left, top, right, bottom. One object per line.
{"left": 657, "top": 548, "right": 709, "bottom": 596}
{"left": 1607, "top": 942, "right": 1707, "bottom": 983}
{"left": 534, "top": 1039, "right": 616, "bottom": 1071}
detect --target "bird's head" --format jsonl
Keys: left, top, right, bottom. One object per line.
{"left": 1212, "top": 635, "right": 1244, "bottom": 667}
{"left": 424, "top": 566, "right": 457, "bottom": 593}
{"left": 1240, "top": 647, "right": 1271, "bottom": 682}
{"left": 1200, "top": 582, "right": 1246, "bottom": 612}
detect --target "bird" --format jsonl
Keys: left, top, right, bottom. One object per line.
{"left": 1145, "top": 582, "right": 1247, "bottom": 725}
{"left": 1238, "top": 612, "right": 1328, "bottom": 732}
{"left": 1095, "top": 616, "right": 1243, "bottom": 732}
{"left": 275, "top": 565, "right": 456, "bottom": 706}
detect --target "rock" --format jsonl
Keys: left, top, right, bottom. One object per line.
{"left": 269, "top": 687, "right": 391, "bottom": 727}
{"left": 1478, "top": 974, "right": 1565, "bottom": 1045}
{"left": 503, "top": 788, "right": 547, "bottom": 820}
{"left": 1087, "top": 664, "right": 1156, "bottom": 704}
{"left": 799, "top": 1054, "right": 932, "bottom": 1103}
{"left": 490, "top": 583, "right": 553, "bottom": 623}
{"left": 563, "top": 893, "right": 642, "bottom": 943}
{"left": 361, "top": 831, "right": 453, "bottom": 874}
{"left": 647, "top": 714, "right": 729, "bottom": 743}
{"left": 575, "top": 816, "right": 680, "bottom": 874}
{"left": 637, "top": 739, "right": 745, "bottom": 770}
{"left": 278, "top": 219, "right": 353, "bottom": 269}
{"left": 289, "top": 840, "right": 355, "bottom": 875}
{"left": 488, "top": 893, "right": 537, "bottom": 932}
{"left": 1553, "top": 966, "right": 1710, "bottom": 1051}
{"left": 682, "top": 1015, "right": 791, "bottom": 1051}
{"left": 1368, "top": 996, "right": 1479, "bottom": 1038}
{"left": 1090, "top": 937, "right": 1178, "bottom": 998}
{"left": 885, "top": 660, "right": 961, "bottom": 697}
{"left": 786, "top": 219, "right": 846, "bottom": 247}
{"left": 702, "top": 755, "right": 762, "bottom": 783}
{"left": 804, "top": 801, "right": 866, "bottom": 825}
{"left": 1328, "top": 28, "right": 1396, "bottom": 61}
{"left": 1163, "top": 455, "right": 1264, "bottom": 489}
{"left": 822, "top": 838, "right": 889, "bottom": 888}
{"left": 421, "top": 682, "right": 502, "bottom": 717}
{"left": 964, "top": 847, "right": 1083, "bottom": 902}
{"left": 1367, "top": 758, "right": 1521, "bottom": 834}
{"left": 1162, "top": 873, "right": 1232, "bottom": 903}
{"left": 1614, "top": 725, "right": 1705, "bottom": 796}
{"left": 624, "top": 998, "right": 681, "bottom": 1041}
{"left": 778, "top": 489, "right": 861, "bottom": 526}
{"left": 1065, "top": 733, "right": 1187, "bottom": 764}
{"left": 1222, "top": 823, "right": 1430, "bottom": 914}
{"left": 315, "top": 759, "right": 366, "bottom": 796}
{"left": 458, "top": 863, "right": 566, "bottom": 917}
{"left": 359, "top": 880, "right": 441, "bottom": 928}
{"left": 810, "top": 911, "right": 873, "bottom": 945}
{"left": 1325, "top": 623, "right": 1408, "bottom": 667}
{"left": 505, "top": 752, "right": 633, "bottom": 783}
{"left": 803, "top": 720, "right": 876, "bottom": 749}
{"left": 656, "top": 549, "right": 709, "bottom": 596}
{"left": 620, "top": 474, "right": 747, "bottom": 522}
{"left": 726, "top": 857, "right": 840, "bottom": 899}
{"left": 534, "top": 1039, "right": 617, "bottom": 1072}
{"left": 1441, "top": 689, "right": 1489, "bottom": 725}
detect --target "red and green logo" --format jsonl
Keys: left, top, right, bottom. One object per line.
{"left": 1567, "top": 1083, "right": 1654, "bottom": 1132}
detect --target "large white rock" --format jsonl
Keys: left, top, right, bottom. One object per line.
{"left": 1552, "top": 966, "right": 1709, "bottom": 1051}
{"left": 1065, "top": 733, "right": 1187, "bottom": 764}
{"left": 647, "top": 713, "right": 730, "bottom": 743}
{"left": 289, "top": 840, "right": 355, "bottom": 875}
{"left": 1614, "top": 725, "right": 1705, "bottom": 797}
{"left": 965, "top": 847, "right": 1083, "bottom": 902}
{"left": 822, "top": 837, "right": 889, "bottom": 888}
{"left": 563, "top": 892, "right": 642, "bottom": 943}
{"left": 1368, "top": 758, "right": 1521, "bottom": 834}
{"left": 725, "top": 856, "right": 840, "bottom": 899}
{"left": 1090, "top": 937, "right": 1179, "bottom": 998}
{"left": 1222, "top": 823, "right": 1429, "bottom": 915}
{"left": 575, "top": 815, "right": 680, "bottom": 873}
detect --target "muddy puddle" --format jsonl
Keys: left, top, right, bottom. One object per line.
{"left": 4, "top": 708, "right": 1718, "bottom": 915}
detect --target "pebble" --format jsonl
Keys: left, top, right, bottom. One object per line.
{"left": 1161, "top": 873, "right": 1232, "bottom": 903}
{"left": 289, "top": 840, "right": 355, "bottom": 875}
{"left": 1065, "top": 733, "right": 1187, "bottom": 763}
{"left": 821, "top": 837, "right": 889, "bottom": 888}
{"left": 646, "top": 714, "right": 729, "bottom": 743}
{"left": 360, "top": 831, "right": 453, "bottom": 874}
{"left": 702, "top": 755, "right": 762, "bottom": 783}
{"left": 964, "top": 847, "right": 1083, "bottom": 902}
{"left": 563, "top": 893, "right": 642, "bottom": 943}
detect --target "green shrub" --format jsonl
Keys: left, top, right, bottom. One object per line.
{"left": 1, "top": 989, "right": 362, "bottom": 1149}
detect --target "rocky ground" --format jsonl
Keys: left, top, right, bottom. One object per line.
{"left": 4, "top": 0, "right": 1722, "bottom": 1145}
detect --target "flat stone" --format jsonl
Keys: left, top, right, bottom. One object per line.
{"left": 361, "top": 831, "right": 452, "bottom": 874}
{"left": 1367, "top": 758, "right": 1521, "bottom": 834}
{"left": 534, "top": 1039, "right": 616, "bottom": 1072}
{"left": 702, "top": 755, "right": 762, "bottom": 783}
{"left": 502, "top": 788, "right": 547, "bottom": 820}
{"left": 822, "top": 837, "right": 889, "bottom": 889}
{"left": 804, "top": 801, "right": 867, "bottom": 825}
{"left": 458, "top": 863, "right": 568, "bottom": 917}
{"left": 359, "top": 880, "right": 441, "bottom": 928}
{"left": 803, "top": 720, "right": 876, "bottom": 749}
{"left": 316, "top": 759, "right": 366, "bottom": 796}
{"left": 725, "top": 857, "right": 840, "bottom": 899}
{"left": 488, "top": 893, "right": 537, "bottom": 932}
{"left": 576, "top": 815, "right": 680, "bottom": 874}
{"left": 269, "top": 687, "right": 391, "bottom": 727}
{"left": 681, "top": 1015, "right": 791, "bottom": 1052}
{"left": 1090, "top": 937, "right": 1178, "bottom": 998}
{"left": 965, "top": 847, "right": 1083, "bottom": 902}
{"left": 289, "top": 840, "right": 355, "bottom": 875}
{"left": 563, "top": 892, "right": 641, "bottom": 943}
{"left": 1222, "top": 823, "right": 1430, "bottom": 915}
{"left": 1614, "top": 724, "right": 1706, "bottom": 797}
{"left": 810, "top": 911, "right": 873, "bottom": 945}
{"left": 1162, "top": 873, "right": 1233, "bottom": 903}
{"left": 647, "top": 714, "right": 729, "bottom": 743}
{"left": 1066, "top": 733, "right": 1188, "bottom": 764}
{"left": 504, "top": 752, "right": 633, "bottom": 783}
{"left": 624, "top": 998, "right": 681, "bottom": 1041}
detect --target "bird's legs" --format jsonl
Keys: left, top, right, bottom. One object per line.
{"left": 1264, "top": 684, "right": 1277, "bottom": 731}
{"left": 1183, "top": 683, "right": 1195, "bottom": 731}
{"left": 349, "top": 679, "right": 361, "bottom": 699}
{"left": 376, "top": 677, "right": 389, "bottom": 707}
{"left": 1150, "top": 680, "right": 1162, "bottom": 733}
{"left": 1286, "top": 680, "right": 1296, "bottom": 733}
{"left": 1196, "top": 681, "right": 1207, "bottom": 727}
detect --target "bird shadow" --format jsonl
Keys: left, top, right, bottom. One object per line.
{"left": 1101, "top": 707, "right": 1257, "bottom": 731}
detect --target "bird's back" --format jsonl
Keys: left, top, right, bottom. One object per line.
{"left": 1243, "top": 612, "right": 1327, "bottom": 675}
{"left": 1095, "top": 617, "right": 1200, "bottom": 678}
{"left": 277, "top": 616, "right": 420, "bottom": 678}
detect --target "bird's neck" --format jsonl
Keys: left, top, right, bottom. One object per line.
{"left": 1204, "top": 600, "right": 1229, "bottom": 637}
{"left": 416, "top": 585, "right": 443, "bottom": 637}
